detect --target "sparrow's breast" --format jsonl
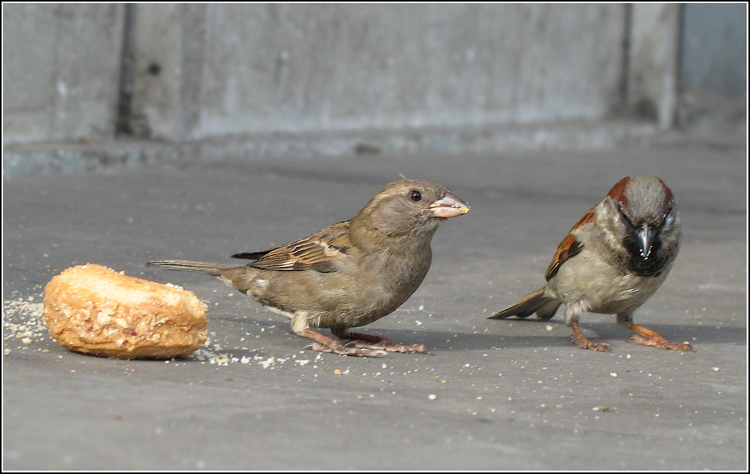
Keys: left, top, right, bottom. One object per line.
{"left": 552, "top": 250, "right": 671, "bottom": 315}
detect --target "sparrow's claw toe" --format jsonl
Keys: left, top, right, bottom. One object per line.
{"left": 571, "top": 335, "right": 611, "bottom": 352}
{"left": 309, "top": 342, "right": 386, "bottom": 357}
{"left": 627, "top": 334, "right": 692, "bottom": 351}
{"left": 352, "top": 338, "right": 428, "bottom": 353}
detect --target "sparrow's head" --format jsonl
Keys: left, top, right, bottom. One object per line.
{"left": 353, "top": 179, "right": 470, "bottom": 239}
{"left": 603, "top": 176, "right": 681, "bottom": 276}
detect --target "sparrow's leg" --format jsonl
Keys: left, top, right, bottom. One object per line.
{"left": 568, "top": 320, "right": 611, "bottom": 351}
{"left": 617, "top": 314, "right": 692, "bottom": 351}
{"left": 332, "top": 328, "right": 428, "bottom": 353}
{"left": 291, "top": 313, "right": 386, "bottom": 357}
{"left": 564, "top": 303, "right": 610, "bottom": 351}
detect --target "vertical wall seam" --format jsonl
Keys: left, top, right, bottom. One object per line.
{"left": 115, "top": 4, "right": 137, "bottom": 136}
{"left": 658, "top": 3, "right": 682, "bottom": 129}
{"left": 674, "top": 4, "right": 687, "bottom": 127}
{"left": 620, "top": 3, "right": 632, "bottom": 110}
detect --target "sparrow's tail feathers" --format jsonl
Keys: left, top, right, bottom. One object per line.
{"left": 146, "top": 260, "right": 227, "bottom": 277}
{"left": 488, "top": 288, "right": 561, "bottom": 320}
{"left": 534, "top": 299, "right": 563, "bottom": 320}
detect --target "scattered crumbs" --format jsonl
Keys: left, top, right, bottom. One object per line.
{"left": 3, "top": 296, "right": 47, "bottom": 353}
{"left": 259, "top": 356, "right": 276, "bottom": 369}
{"left": 428, "top": 394, "right": 437, "bottom": 400}
{"left": 545, "top": 324, "right": 553, "bottom": 331}
{"left": 211, "top": 354, "right": 231, "bottom": 365}
{"left": 610, "top": 372, "right": 617, "bottom": 377}
{"left": 334, "top": 369, "right": 342, "bottom": 375}
{"left": 712, "top": 367, "right": 720, "bottom": 372}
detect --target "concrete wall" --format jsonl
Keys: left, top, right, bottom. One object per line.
{"left": 3, "top": 4, "right": 125, "bottom": 144}
{"left": 681, "top": 3, "right": 746, "bottom": 96}
{"left": 627, "top": 4, "right": 682, "bottom": 128}
{"left": 131, "top": 3, "right": 627, "bottom": 142}
{"left": 2, "top": 3, "right": 746, "bottom": 158}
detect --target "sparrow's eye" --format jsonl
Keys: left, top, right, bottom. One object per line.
{"left": 408, "top": 190, "right": 422, "bottom": 202}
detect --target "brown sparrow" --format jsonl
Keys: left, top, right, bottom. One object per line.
{"left": 489, "top": 176, "right": 690, "bottom": 351}
{"left": 148, "top": 179, "right": 470, "bottom": 357}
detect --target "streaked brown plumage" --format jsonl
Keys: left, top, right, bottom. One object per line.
{"left": 148, "top": 179, "right": 470, "bottom": 357}
{"left": 489, "top": 176, "right": 689, "bottom": 352}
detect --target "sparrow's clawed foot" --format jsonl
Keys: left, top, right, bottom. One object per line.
{"left": 345, "top": 332, "right": 428, "bottom": 353}
{"left": 303, "top": 329, "right": 387, "bottom": 357}
{"left": 570, "top": 320, "right": 611, "bottom": 352}
{"left": 626, "top": 324, "right": 692, "bottom": 351}
{"left": 309, "top": 343, "right": 387, "bottom": 357}
{"left": 570, "top": 336, "right": 611, "bottom": 352}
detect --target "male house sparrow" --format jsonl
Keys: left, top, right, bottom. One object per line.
{"left": 489, "top": 176, "right": 690, "bottom": 352}
{"left": 148, "top": 179, "right": 470, "bottom": 357}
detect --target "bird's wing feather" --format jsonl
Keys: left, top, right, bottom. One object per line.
{"left": 545, "top": 207, "right": 595, "bottom": 280}
{"left": 233, "top": 221, "right": 352, "bottom": 273}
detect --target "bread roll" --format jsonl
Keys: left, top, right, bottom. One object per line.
{"left": 43, "top": 264, "right": 207, "bottom": 359}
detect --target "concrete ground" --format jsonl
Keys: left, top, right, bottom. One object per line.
{"left": 3, "top": 142, "right": 747, "bottom": 470}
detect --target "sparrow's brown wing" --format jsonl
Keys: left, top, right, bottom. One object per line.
{"left": 545, "top": 207, "right": 595, "bottom": 280}
{"left": 231, "top": 250, "right": 270, "bottom": 260}
{"left": 232, "top": 221, "right": 352, "bottom": 273}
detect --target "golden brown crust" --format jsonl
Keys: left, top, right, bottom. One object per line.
{"left": 42, "top": 264, "right": 207, "bottom": 359}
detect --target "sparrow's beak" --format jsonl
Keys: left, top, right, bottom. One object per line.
{"left": 637, "top": 224, "right": 654, "bottom": 259}
{"left": 429, "top": 194, "right": 471, "bottom": 219}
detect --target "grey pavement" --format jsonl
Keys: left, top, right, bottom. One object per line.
{"left": 3, "top": 143, "right": 747, "bottom": 470}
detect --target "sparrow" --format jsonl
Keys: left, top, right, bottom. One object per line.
{"left": 489, "top": 176, "right": 690, "bottom": 352}
{"left": 148, "top": 179, "right": 470, "bottom": 357}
